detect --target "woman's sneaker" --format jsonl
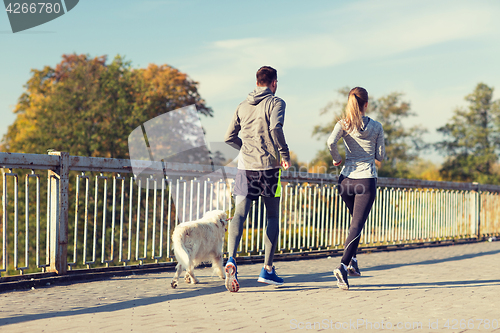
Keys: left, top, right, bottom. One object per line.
{"left": 257, "top": 266, "right": 284, "bottom": 285}
{"left": 334, "top": 264, "right": 349, "bottom": 290}
{"left": 347, "top": 258, "right": 361, "bottom": 276}
{"left": 225, "top": 257, "right": 239, "bottom": 292}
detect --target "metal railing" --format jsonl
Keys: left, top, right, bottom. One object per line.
{"left": 1, "top": 152, "right": 500, "bottom": 277}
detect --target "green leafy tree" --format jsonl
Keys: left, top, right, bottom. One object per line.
{"left": 436, "top": 83, "right": 500, "bottom": 184}
{"left": 373, "top": 92, "right": 428, "bottom": 178}
{"left": 311, "top": 87, "right": 350, "bottom": 175}
{"left": 312, "top": 87, "right": 428, "bottom": 178}
{"left": 1, "top": 53, "right": 212, "bottom": 157}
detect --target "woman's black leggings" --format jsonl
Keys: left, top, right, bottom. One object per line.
{"left": 338, "top": 175, "right": 377, "bottom": 266}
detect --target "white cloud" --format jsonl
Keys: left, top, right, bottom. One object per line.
{"left": 180, "top": 0, "right": 500, "bottom": 163}
{"left": 358, "top": 6, "right": 492, "bottom": 56}
{"left": 212, "top": 35, "right": 349, "bottom": 69}
{"left": 185, "top": 1, "right": 495, "bottom": 97}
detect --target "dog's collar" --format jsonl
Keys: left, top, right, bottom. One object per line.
{"left": 220, "top": 217, "right": 232, "bottom": 231}
{"left": 216, "top": 217, "right": 232, "bottom": 229}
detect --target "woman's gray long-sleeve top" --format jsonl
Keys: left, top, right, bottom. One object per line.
{"left": 327, "top": 116, "right": 386, "bottom": 179}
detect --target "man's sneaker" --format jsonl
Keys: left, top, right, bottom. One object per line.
{"left": 225, "top": 257, "right": 239, "bottom": 292}
{"left": 347, "top": 258, "right": 361, "bottom": 277}
{"left": 334, "top": 264, "right": 349, "bottom": 290}
{"left": 257, "top": 266, "right": 284, "bottom": 286}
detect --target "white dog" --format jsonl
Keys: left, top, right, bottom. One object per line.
{"left": 171, "top": 210, "right": 228, "bottom": 288}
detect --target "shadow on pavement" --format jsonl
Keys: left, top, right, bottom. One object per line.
{"left": 0, "top": 271, "right": 332, "bottom": 327}
{"left": 362, "top": 248, "right": 500, "bottom": 272}
{"left": 1, "top": 247, "right": 498, "bottom": 326}
{"left": 353, "top": 279, "right": 500, "bottom": 291}
{"left": 0, "top": 283, "right": 226, "bottom": 327}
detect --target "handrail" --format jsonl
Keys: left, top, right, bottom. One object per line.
{"left": 3, "top": 152, "right": 499, "bottom": 192}
{"left": 1, "top": 151, "right": 499, "bottom": 279}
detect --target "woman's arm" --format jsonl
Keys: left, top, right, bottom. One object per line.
{"left": 375, "top": 125, "right": 386, "bottom": 163}
{"left": 327, "top": 122, "right": 344, "bottom": 165}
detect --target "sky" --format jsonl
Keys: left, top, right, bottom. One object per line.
{"left": 1, "top": 0, "right": 500, "bottom": 164}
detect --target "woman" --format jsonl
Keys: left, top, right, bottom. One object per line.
{"left": 327, "top": 87, "right": 385, "bottom": 290}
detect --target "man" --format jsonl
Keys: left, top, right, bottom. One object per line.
{"left": 224, "top": 66, "right": 291, "bottom": 292}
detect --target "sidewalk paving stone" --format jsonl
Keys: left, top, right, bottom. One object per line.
{"left": 0, "top": 241, "right": 499, "bottom": 332}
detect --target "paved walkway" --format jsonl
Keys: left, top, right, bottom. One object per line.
{"left": 1, "top": 241, "right": 500, "bottom": 332}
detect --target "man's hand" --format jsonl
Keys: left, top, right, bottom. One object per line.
{"left": 333, "top": 159, "right": 342, "bottom": 167}
{"left": 281, "top": 160, "right": 291, "bottom": 170}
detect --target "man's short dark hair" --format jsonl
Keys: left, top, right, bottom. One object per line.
{"left": 256, "top": 66, "right": 277, "bottom": 86}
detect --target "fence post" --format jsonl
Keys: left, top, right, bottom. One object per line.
{"left": 473, "top": 182, "right": 481, "bottom": 239}
{"left": 47, "top": 151, "right": 69, "bottom": 274}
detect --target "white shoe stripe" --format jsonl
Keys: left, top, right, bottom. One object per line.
{"left": 257, "top": 277, "right": 283, "bottom": 285}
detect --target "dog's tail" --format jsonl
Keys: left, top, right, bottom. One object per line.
{"left": 172, "top": 228, "right": 191, "bottom": 269}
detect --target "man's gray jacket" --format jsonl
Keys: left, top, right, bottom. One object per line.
{"left": 224, "top": 86, "right": 290, "bottom": 170}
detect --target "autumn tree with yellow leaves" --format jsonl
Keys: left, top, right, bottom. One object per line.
{"left": 0, "top": 54, "right": 213, "bottom": 273}
{"left": 1, "top": 54, "right": 212, "bottom": 157}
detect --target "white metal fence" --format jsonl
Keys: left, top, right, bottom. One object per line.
{"left": 1, "top": 152, "right": 500, "bottom": 277}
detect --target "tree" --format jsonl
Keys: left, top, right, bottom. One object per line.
{"left": 407, "top": 160, "right": 444, "bottom": 181}
{"left": 372, "top": 92, "right": 428, "bottom": 178}
{"left": 0, "top": 54, "right": 214, "bottom": 272}
{"left": 436, "top": 83, "right": 500, "bottom": 184}
{"left": 312, "top": 87, "right": 428, "bottom": 178}
{"left": 1, "top": 54, "right": 212, "bottom": 158}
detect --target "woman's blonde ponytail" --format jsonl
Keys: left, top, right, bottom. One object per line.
{"left": 341, "top": 87, "right": 368, "bottom": 133}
